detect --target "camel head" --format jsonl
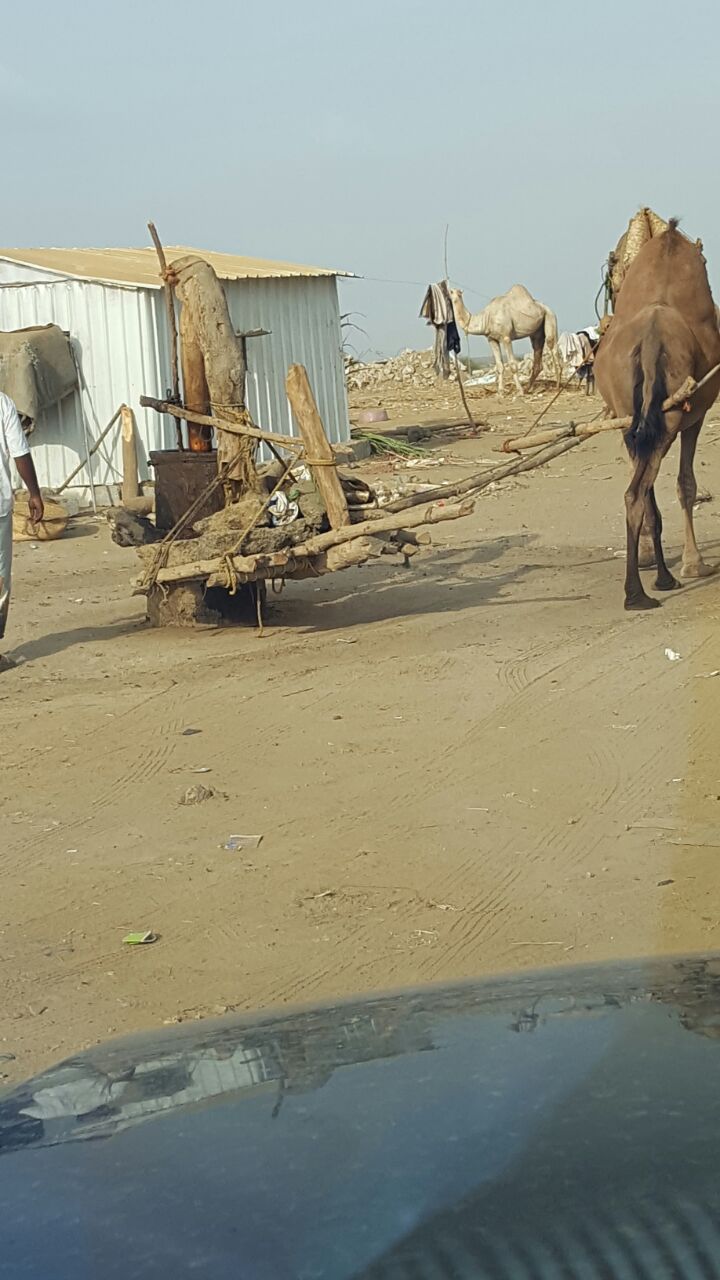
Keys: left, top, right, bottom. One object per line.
{"left": 448, "top": 286, "right": 470, "bottom": 330}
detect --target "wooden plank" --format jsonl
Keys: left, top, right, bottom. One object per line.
{"left": 145, "top": 499, "right": 475, "bottom": 589}
{"left": 120, "top": 405, "right": 141, "bottom": 505}
{"left": 286, "top": 364, "right": 350, "bottom": 529}
{"left": 140, "top": 395, "right": 303, "bottom": 451}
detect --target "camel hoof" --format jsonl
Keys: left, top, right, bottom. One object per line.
{"left": 625, "top": 594, "right": 661, "bottom": 611}
{"left": 655, "top": 573, "right": 682, "bottom": 592}
{"left": 681, "top": 561, "right": 717, "bottom": 580}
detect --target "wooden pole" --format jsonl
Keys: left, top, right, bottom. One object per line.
{"left": 147, "top": 499, "right": 475, "bottom": 588}
{"left": 454, "top": 353, "right": 478, "bottom": 430}
{"left": 120, "top": 404, "right": 141, "bottom": 505}
{"left": 374, "top": 434, "right": 587, "bottom": 517}
{"left": 500, "top": 364, "right": 720, "bottom": 454}
{"left": 140, "top": 395, "right": 303, "bottom": 452}
{"left": 286, "top": 364, "right": 350, "bottom": 529}
{"left": 180, "top": 305, "right": 212, "bottom": 453}
{"left": 169, "top": 254, "right": 256, "bottom": 501}
{"left": 147, "top": 220, "right": 184, "bottom": 451}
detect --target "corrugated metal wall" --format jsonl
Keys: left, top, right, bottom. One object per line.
{"left": 224, "top": 275, "right": 348, "bottom": 448}
{"left": 0, "top": 262, "right": 349, "bottom": 498}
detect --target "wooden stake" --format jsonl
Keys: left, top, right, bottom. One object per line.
{"left": 148, "top": 221, "right": 184, "bottom": 451}
{"left": 180, "top": 304, "right": 212, "bottom": 453}
{"left": 147, "top": 499, "right": 474, "bottom": 588}
{"left": 120, "top": 404, "right": 141, "bottom": 505}
{"left": 286, "top": 364, "right": 350, "bottom": 529}
{"left": 454, "top": 353, "right": 478, "bottom": 431}
{"left": 169, "top": 254, "right": 256, "bottom": 500}
{"left": 500, "top": 364, "right": 720, "bottom": 454}
{"left": 140, "top": 395, "right": 303, "bottom": 452}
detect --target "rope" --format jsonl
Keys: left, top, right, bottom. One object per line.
{"left": 219, "top": 552, "right": 239, "bottom": 595}
{"left": 138, "top": 463, "right": 234, "bottom": 593}
{"left": 224, "top": 457, "right": 297, "bottom": 560}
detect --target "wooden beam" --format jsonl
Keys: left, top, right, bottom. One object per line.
{"left": 145, "top": 499, "right": 475, "bottom": 589}
{"left": 147, "top": 221, "right": 184, "bottom": 451}
{"left": 120, "top": 404, "right": 141, "bottom": 505}
{"left": 139, "top": 395, "right": 303, "bottom": 451}
{"left": 286, "top": 364, "right": 350, "bottom": 529}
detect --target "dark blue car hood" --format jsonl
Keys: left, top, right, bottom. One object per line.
{"left": 2, "top": 956, "right": 720, "bottom": 1278}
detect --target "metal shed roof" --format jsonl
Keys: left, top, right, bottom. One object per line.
{"left": 0, "top": 246, "right": 353, "bottom": 288}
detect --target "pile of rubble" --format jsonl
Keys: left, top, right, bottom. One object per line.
{"left": 345, "top": 349, "right": 462, "bottom": 393}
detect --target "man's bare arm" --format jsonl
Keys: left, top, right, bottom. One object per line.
{"left": 15, "top": 455, "right": 44, "bottom": 524}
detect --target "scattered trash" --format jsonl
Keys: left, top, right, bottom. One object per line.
{"left": 695, "top": 670, "right": 720, "bottom": 679}
{"left": 189, "top": 766, "right": 212, "bottom": 774}
{"left": 179, "top": 784, "right": 215, "bottom": 806}
{"left": 222, "top": 834, "right": 263, "bottom": 851}
{"left": 182, "top": 728, "right": 202, "bottom": 736}
{"left": 355, "top": 408, "right": 389, "bottom": 424}
{"left": 267, "top": 492, "right": 300, "bottom": 527}
{"left": 0, "top": 1053, "right": 16, "bottom": 1063}
{"left": 123, "top": 931, "right": 157, "bottom": 945}
{"left": 657, "top": 879, "right": 675, "bottom": 887}
{"left": 664, "top": 648, "right": 682, "bottom": 662}
{"left": 336, "top": 638, "right": 358, "bottom": 645}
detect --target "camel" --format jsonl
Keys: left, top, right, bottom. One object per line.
{"left": 594, "top": 220, "right": 720, "bottom": 610}
{"left": 449, "top": 284, "right": 561, "bottom": 395}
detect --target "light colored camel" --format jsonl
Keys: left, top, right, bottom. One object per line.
{"left": 594, "top": 220, "right": 720, "bottom": 610}
{"left": 449, "top": 285, "right": 561, "bottom": 395}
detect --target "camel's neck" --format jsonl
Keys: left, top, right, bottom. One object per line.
{"left": 460, "top": 301, "right": 490, "bottom": 336}
{"left": 454, "top": 294, "right": 486, "bottom": 334}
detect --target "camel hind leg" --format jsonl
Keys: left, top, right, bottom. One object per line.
{"left": 501, "top": 337, "right": 524, "bottom": 395}
{"left": 626, "top": 447, "right": 656, "bottom": 568}
{"left": 527, "top": 328, "right": 544, "bottom": 392}
{"left": 487, "top": 338, "right": 506, "bottom": 395}
{"left": 624, "top": 439, "right": 673, "bottom": 610}
{"left": 678, "top": 420, "right": 715, "bottom": 579}
{"left": 541, "top": 305, "right": 562, "bottom": 387}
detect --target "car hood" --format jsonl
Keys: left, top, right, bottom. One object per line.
{"left": 2, "top": 955, "right": 720, "bottom": 1278}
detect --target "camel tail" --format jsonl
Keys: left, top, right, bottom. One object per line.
{"left": 626, "top": 323, "right": 667, "bottom": 460}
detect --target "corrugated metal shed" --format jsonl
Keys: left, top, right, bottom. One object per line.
{"left": 0, "top": 247, "right": 352, "bottom": 500}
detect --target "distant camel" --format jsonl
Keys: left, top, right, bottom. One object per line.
{"left": 594, "top": 220, "right": 720, "bottom": 610}
{"left": 449, "top": 285, "right": 561, "bottom": 395}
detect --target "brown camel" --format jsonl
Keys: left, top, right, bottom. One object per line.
{"left": 594, "top": 220, "right": 720, "bottom": 610}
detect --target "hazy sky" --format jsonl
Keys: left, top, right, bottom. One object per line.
{"left": 4, "top": 0, "right": 720, "bottom": 356}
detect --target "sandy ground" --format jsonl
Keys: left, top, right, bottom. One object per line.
{"left": 2, "top": 384, "right": 720, "bottom": 1087}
